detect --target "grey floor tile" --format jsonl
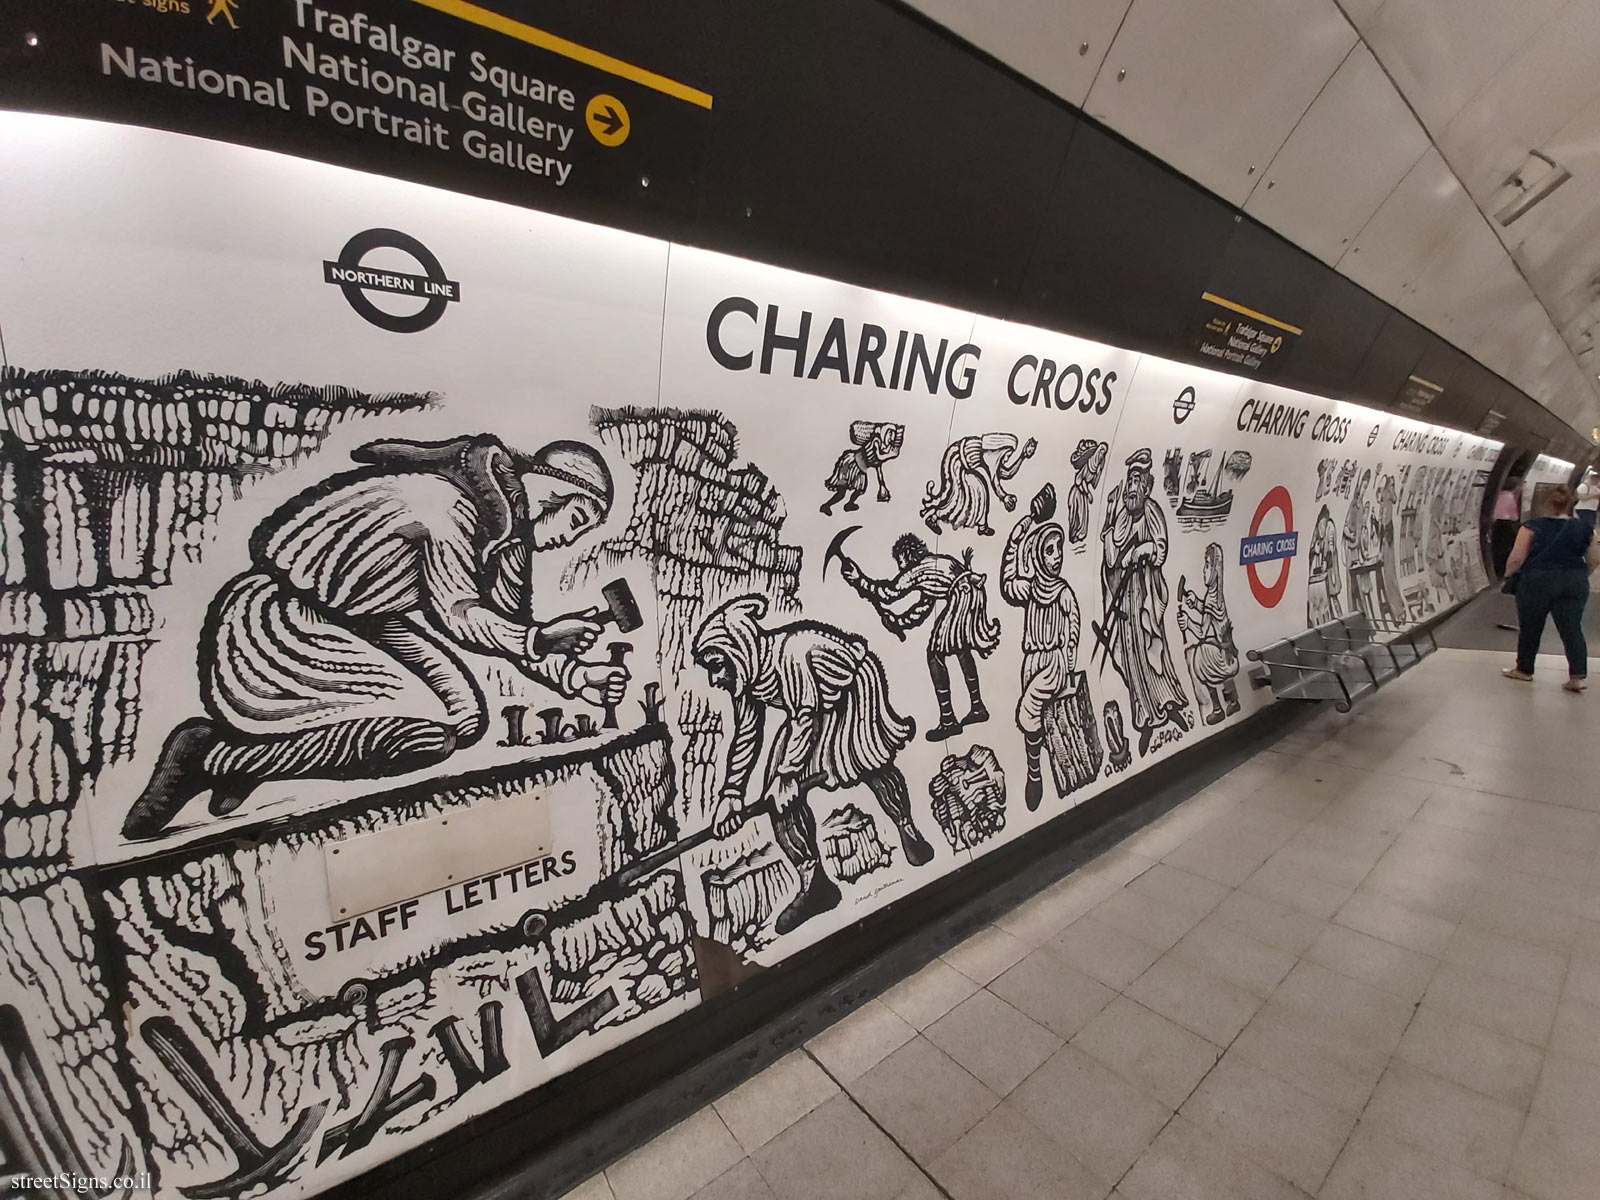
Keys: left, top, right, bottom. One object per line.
{"left": 1008, "top": 1045, "right": 1173, "bottom": 1184}
{"left": 1530, "top": 1053, "right": 1600, "bottom": 1136}
{"left": 806, "top": 999, "right": 917, "bottom": 1083}
{"left": 878, "top": 959, "right": 980, "bottom": 1031}
{"left": 924, "top": 990, "right": 1061, "bottom": 1096}
{"left": 713, "top": 1050, "right": 839, "bottom": 1153}
{"left": 847, "top": 1036, "right": 1000, "bottom": 1164}
{"left": 1124, "top": 954, "right": 1263, "bottom": 1046}
{"left": 1444, "top": 923, "right": 1569, "bottom": 996}
{"left": 988, "top": 946, "right": 1117, "bottom": 1040}
{"left": 1179, "top": 1051, "right": 1354, "bottom": 1194}
{"left": 1124, "top": 862, "right": 1232, "bottom": 917}
{"left": 1085, "top": 887, "right": 1205, "bottom": 952}
{"left": 1071, "top": 996, "right": 1220, "bottom": 1109}
{"left": 1320, "top": 1121, "right": 1508, "bottom": 1200}
{"left": 1229, "top": 1003, "right": 1390, "bottom": 1115}
{"left": 995, "top": 876, "right": 1114, "bottom": 946}
{"left": 1333, "top": 889, "right": 1458, "bottom": 957}
{"left": 1548, "top": 995, "right": 1600, "bottom": 1065}
{"left": 1361, "top": 1059, "right": 1523, "bottom": 1181}
{"left": 607, "top": 1110, "right": 746, "bottom": 1200}
{"left": 1305, "top": 922, "right": 1439, "bottom": 1002}
{"left": 1394, "top": 1005, "right": 1545, "bottom": 1109}
{"left": 1046, "top": 915, "right": 1165, "bottom": 989}
{"left": 1118, "top": 1115, "right": 1305, "bottom": 1200}
{"left": 558, "top": 1175, "right": 616, "bottom": 1200}
{"left": 888, "top": 1172, "right": 943, "bottom": 1200}
{"left": 929, "top": 1103, "right": 1111, "bottom": 1200}
{"left": 1211, "top": 889, "right": 1327, "bottom": 956}
{"left": 1161, "top": 827, "right": 1277, "bottom": 887}
{"left": 1268, "top": 960, "right": 1415, "bottom": 1051}
{"left": 752, "top": 1094, "right": 918, "bottom": 1200}
{"left": 941, "top": 924, "right": 1030, "bottom": 985}
{"left": 1167, "top": 916, "right": 1299, "bottom": 998}
{"left": 1507, "top": 1113, "right": 1600, "bottom": 1200}
{"left": 690, "top": 1159, "right": 774, "bottom": 1200}
{"left": 1422, "top": 960, "right": 1559, "bottom": 1046}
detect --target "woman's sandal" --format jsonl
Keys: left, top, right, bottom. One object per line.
{"left": 1502, "top": 668, "right": 1535, "bottom": 681}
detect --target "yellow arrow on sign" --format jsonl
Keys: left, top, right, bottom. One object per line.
{"left": 585, "top": 94, "right": 631, "bottom": 147}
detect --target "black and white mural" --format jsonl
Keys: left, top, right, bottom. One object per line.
{"left": 0, "top": 113, "right": 1502, "bottom": 1198}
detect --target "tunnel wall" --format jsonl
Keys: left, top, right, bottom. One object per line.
{"left": 0, "top": 110, "right": 1501, "bottom": 1199}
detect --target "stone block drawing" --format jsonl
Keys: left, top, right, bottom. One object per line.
{"left": 921, "top": 433, "right": 1037, "bottom": 536}
{"left": 820, "top": 420, "right": 904, "bottom": 515}
{"left": 820, "top": 804, "right": 893, "bottom": 882}
{"left": 825, "top": 528, "right": 998, "bottom": 742}
{"left": 927, "top": 745, "right": 1006, "bottom": 852}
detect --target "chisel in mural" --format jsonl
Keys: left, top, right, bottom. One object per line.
{"left": 819, "top": 421, "right": 905, "bottom": 515}
{"left": 921, "top": 433, "right": 1037, "bottom": 536}
{"left": 824, "top": 529, "right": 999, "bottom": 742}
{"left": 1307, "top": 504, "right": 1343, "bottom": 625}
{"left": 690, "top": 595, "right": 933, "bottom": 936}
{"left": 121, "top": 435, "right": 631, "bottom": 839}
{"left": 1176, "top": 543, "right": 1241, "bottom": 726}
{"left": 1066, "top": 439, "right": 1108, "bottom": 551}
{"left": 1095, "top": 450, "right": 1192, "bottom": 756}
{"left": 1001, "top": 485, "right": 1102, "bottom": 811}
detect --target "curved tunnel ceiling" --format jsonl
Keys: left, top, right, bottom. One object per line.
{"left": 903, "top": 0, "right": 1600, "bottom": 450}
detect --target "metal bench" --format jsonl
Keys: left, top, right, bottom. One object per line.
{"left": 1246, "top": 611, "right": 1437, "bottom": 712}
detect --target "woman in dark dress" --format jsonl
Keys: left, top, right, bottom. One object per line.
{"left": 1502, "top": 484, "right": 1600, "bottom": 692}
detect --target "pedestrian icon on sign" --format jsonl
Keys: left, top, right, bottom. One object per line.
{"left": 207, "top": 0, "right": 239, "bottom": 27}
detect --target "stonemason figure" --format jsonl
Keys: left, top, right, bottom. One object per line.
{"left": 1067, "top": 439, "right": 1108, "bottom": 548}
{"left": 921, "top": 432, "right": 1037, "bottom": 536}
{"left": 820, "top": 420, "right": 904, "bottom": 515}
{"left": 123, "top": 435, "right": 628, "bottom": 840}
{"left": 1098, "top": 449, "right": 1192, "bottom": 756}
{"left": 1002, "top": 484, "right": 1102, "bottom": 809}
{"left": 1176, "top": 542, "right": 1241, "bottom": 726}
{"left": 836, "top": 532, "right": 1000, "bottom": 741}
{"left": 693, "top": 595, "right": 933, "bottom": 935}
{"left": 1306, "top": 504, "right": 1342, "bottom": 626}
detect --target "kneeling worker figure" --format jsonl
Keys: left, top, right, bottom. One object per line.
{"left": 123, "top": 435, "right": 628, "bottom": 840}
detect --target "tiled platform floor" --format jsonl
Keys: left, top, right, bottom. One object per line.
{"left": 559, "top": 648, "right": 1600, "bottom": 1200}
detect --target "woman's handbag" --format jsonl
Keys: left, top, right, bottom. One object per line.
{"left": 1503, "top": 518, "right": 1587, "bottom": 594}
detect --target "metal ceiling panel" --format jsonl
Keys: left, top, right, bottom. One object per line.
{"left": 1337, "top": 149, "right": 1467, "bottom": 306}
{"left": 1436, "top": 0, "right": 1600, "bottom": 206}
{"left": 1360, "top": 0, "right": 1571, "bottom": 134}
{"left": 1243, "top": 46, "right": 1430, "bottom": 265}
{"left": 1082, "top": 0, "right": 1356, "bottom": 207}
{"left": 901, "top": 0, "right": 1135, "bottom": 106}
{"left": 1406, "top": 230, "right": 1534, "bottom": 349}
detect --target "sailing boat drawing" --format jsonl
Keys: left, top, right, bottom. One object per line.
{"left": 1175, "top": 449, "right": 1253, "bottom": 529}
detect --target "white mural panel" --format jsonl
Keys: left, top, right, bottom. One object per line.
{"left": 0, "top": 111, "right": 1501, "bottom": 1200}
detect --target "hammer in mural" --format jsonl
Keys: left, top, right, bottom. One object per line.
{"left": 122, "top": 435, "right": 631, "bottom": 840}
{"left": 824, "top": 526, "right": 999, "bottom": 741}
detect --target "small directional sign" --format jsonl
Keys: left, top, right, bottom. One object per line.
{"left": 585, "top": 94, "right": 630, "bottom": 147}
